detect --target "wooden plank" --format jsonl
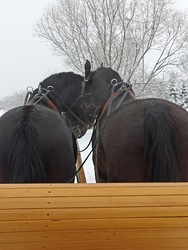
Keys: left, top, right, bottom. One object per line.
{"left": 1, "top": 217, "right": 188, "bottom": 233}
{"left": 1, "top": 195, "right": 188, "bottom": 209}
{"left": 1, "top": 206, "right": 188, "bottom": 221}
{"left": 1, "top": 183, "right": 188, "bottom": 197}
{"left": 3, "top": 183, "right": 186, "bottom": 188}
{"left": 0, "top": 183, "right": 188, "bottom": 249}
{"left": 1, "top": 229, "right": 188, "bottom": 244}
{"left": 1, "top": 238, "right": 188, "bottom": 250}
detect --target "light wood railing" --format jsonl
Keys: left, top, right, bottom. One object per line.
{"left": 0, "top": 183, "right": 188, "bottom": 250}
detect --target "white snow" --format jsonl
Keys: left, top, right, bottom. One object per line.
{"left": 77, "top": 129, "right": 96, "bottom": 183}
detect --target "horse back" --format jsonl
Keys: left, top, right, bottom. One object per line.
{"left": 0, "top": 105, "right": 76, "bottom": 183}
{"left": 96, "top": 98, "right": 188, "bottom": 182}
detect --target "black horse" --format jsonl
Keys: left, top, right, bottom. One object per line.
{"left": 84, "top": 60, "right": 188, "bottom": 182}
{"left": 28, "top": 71, "right": 89, "bottom": 138}
{"left": 0, "top": 105, "right": 77, "bottom": 183}
{"left": 0, "top": 71, "right": 89, "bottom": 183}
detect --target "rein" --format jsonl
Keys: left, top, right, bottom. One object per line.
{"left": 68, "top": 138, "right": 98, "bottom": 183}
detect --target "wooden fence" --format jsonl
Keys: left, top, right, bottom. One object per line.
{"left": 0, "top": 183, "right": 188, "bottom": 250}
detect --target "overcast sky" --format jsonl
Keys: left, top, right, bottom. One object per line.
{"left": 0, "top": 0, "right": 188, "bottom": 99}
{"left": 0, "top": 0, "right": 66, "bottom": 99}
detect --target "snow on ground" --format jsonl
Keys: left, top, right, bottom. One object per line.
{"left": 77, "top": 129, "right": 96, "bottom": 183}
{"left": 0, "top": 109, "right": 96, "bottom": 183}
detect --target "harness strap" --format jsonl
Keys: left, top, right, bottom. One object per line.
{"left": 115, "top": 84, "right": 133, "bottom": 111}
{"left": 100, "top": 86, "right": 136, "bottom": 117}
{"left": 93, "top": 84, "right": 136, "bottom": 182}
{"left": 94, "top": 120, "right": 100, "bottom": 182}
{"left": 46, "top": 99, "right": 59, "bottom": 112}
{"left": 27, "top": 97, "right": 60, "bottom": 113}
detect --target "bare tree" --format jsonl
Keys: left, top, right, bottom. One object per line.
{"left": 34, "top": 0, "right": 188, "bottom": 90}
{"left": 0, "top": 91, "right": 26, "bottom": 110}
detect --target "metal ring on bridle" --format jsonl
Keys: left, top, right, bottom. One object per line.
{"left": 111, "top": 79, "right": 118, "bottom": 86}
{"left": 26, "top": 86, "right": 33, "bottom": 93}
{"left": 47, "top": 85, "right": 54, "bottom": 92}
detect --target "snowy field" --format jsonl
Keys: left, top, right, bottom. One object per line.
{"left": 0, "top": 109, "right": 96, "bottom": 183}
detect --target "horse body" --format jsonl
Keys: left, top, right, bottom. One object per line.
{"left": 0, "top": 71, "right": 90, "bottom": 183}
{"left": 0, "top": 105, "right": 76, "bottom": 183}
{"left": 95, "top": 98, "right": 188, "bottom": 182}
{"left": 84, "top": 61, "right": 188, "bottom": 182}
{"left": 0, "top": 70, "right": 92, "bottom": 183}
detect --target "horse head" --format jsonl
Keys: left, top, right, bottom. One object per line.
{"left": 83, "top": 60, "right": 135, "bottom": 127}
{"left": 28, "top": 72, "right": 90, "bottom": 138}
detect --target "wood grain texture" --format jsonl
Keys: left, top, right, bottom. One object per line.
{"left": 0, "top": 183, "right": 188, "bottom": 250}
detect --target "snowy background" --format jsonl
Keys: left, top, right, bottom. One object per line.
{"left": 0, "top": 109, "right": 96, "bottom": 183}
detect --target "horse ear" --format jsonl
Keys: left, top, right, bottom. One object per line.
{"left": 84, "top": 60, "right": 91, "bottom": 80}
{"left": 101, "top": 62, "right": 103, "bottom": 67}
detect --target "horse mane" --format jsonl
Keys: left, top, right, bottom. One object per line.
{"left": 91, "top": 66, "right": 123, "bottom": 83}
{"left": 40, "top": 71, "right": 84, "bottom": 86}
